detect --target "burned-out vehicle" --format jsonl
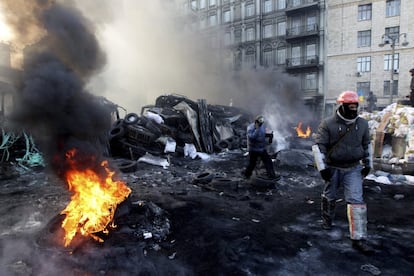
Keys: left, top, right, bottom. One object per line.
{"left": 108, "top": 94, "right": 252, "bottom": 161}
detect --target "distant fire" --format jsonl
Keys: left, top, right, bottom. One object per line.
{"left": 295, "top": 122, "right": 311, "bottom": 138}
{"left": 60, "top": 149, "right": 131, "bottom": 247}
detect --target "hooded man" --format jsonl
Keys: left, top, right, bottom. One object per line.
{"left": 313, "top": 91, "right": 374, "bottom": 255}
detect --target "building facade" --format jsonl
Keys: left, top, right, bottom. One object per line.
{"left": 325, "top": 0, "right": 414, "bottom": 115}
{"left": 180, "top": 0, "right": 414, "bottom": 117}
{"left": 181, "top": 0, "right": 326, "bottom": 115}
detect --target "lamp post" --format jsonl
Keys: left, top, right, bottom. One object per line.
{"left": 379, "top": 33, "right": 409, "bottom": 104}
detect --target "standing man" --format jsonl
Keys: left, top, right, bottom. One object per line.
{"left": 244, "top": 115, "right": 277, "bottom": 180}
{"left": 366, "top": 91, "right": 377, "bottom": 112}
{"left": 409, "top": 68, "right": 414, "bottom": 107}
{"left": 313, "top": 91, "right": 374, "bottom": 254}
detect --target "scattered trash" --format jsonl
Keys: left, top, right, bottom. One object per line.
{"left": 393, "top": 194, "right": 405, "bottom": 200}
{"left": 360, "top": 263, "right": 381, "bottom": 275}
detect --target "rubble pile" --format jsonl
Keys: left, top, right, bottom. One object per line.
{"left": 109, "top": 94, "right": 252, "bottom": 165}
{"left": 360, "top": 103, "right": 414, "bottom": 175}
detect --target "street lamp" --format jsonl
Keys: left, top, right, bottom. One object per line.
{"left": 379, "top": 33, "right": 409, "bottom": 104}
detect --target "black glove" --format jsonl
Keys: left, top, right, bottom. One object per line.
{"left": 361, "top": 166, "right": 371, "bottom": 178}
{"left": 320, "top": 168, "right": 332, "bottom": 182}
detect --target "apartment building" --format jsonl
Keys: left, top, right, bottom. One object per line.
{"left": 181, "top": 0, "right": 326, "bottom": 115}
{"left": 181, "top": 0, "right": 414, "bottom": 117}
{"left": 325, "top": 0, "right": 414, "bottom": 114}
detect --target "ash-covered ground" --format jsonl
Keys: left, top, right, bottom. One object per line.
{"left": 0, "top": 149, "right": 413, "bottom": 276}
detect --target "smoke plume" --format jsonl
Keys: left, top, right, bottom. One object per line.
{"left": 1, "top": 0, "right": 113, "bottom": 169}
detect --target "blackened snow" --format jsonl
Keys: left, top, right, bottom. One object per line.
{"left": 0, "top": 150, "right": 414, "bottom": 275}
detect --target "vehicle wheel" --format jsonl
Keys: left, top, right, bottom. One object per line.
{"left": 124, "top": 113, "right": 139, "bottom": 125}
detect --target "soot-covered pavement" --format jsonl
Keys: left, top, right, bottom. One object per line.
{"left": 0, "top": 149, "right": 414, "bottom": 275}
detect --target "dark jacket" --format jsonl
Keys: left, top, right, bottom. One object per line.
{"left": 315, "top": 113, "right": 370, "bottom": 168}
{"left": 247, "top": 123, "right": 267, "bottom": 152}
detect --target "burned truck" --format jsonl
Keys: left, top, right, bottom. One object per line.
{"left": 108, "top": 94, "right": 252, "bottom": 161}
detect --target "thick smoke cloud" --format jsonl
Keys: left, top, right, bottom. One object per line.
{"left": 75, "top": 0, "right": 316, "bottom": 144}
{"left": 1, "top": 0, "right": 113, "bottom": 169}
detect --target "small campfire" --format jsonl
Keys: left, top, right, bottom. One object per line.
{"left": 60, "top": 149, "right": 131, "bottom": 247}
{"left": 295, "top": 122, "right": 311, "bottom": 139}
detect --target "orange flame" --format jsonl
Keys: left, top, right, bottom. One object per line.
{"left": 60, "top": 149, "right": 131, "bottom": 247}
{"left": 295, "top": 122, "right": 311, "bottom": 138}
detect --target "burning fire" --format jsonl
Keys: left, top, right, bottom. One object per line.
{"left": 60, "top": 149, "right": 131, "bottom": 247}
{"left": 295, "top": 122, "right": 311, "bottom": 138}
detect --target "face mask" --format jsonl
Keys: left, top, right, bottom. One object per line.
{"left": 340, "top": 103, "right": 358, "bottom": 119}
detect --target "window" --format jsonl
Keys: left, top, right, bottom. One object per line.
{"left": 306, "top": 16, "right": 316, "bottom": 32}
{"left": 191, "top": 0, "right": 197, "bottom": 10}
{"left": 306, "top": 44, "right": 316, "bottom": 63}
{"left": 246, "top": 4, "right": 255, "bottom": 17}
{"left": 246, "top": 28, "right": 255, "bottom": 41}
{"left": 209, "top": 0, "right": 216, "bottom": 6}
{"left": 210, "top": 36, "right": 218, "bottom": 48}
{"left": 291, "top": 46, "right": 301, "bottom": 66}
{"left": 292, "top": 0, "right": 301, "bottom": 7}
{"left": 277, "top": 21, "right": 286, "bottom": 36}
{"left": 200, "top": 17, "right": 207, "bottom": 28}
{"left": 245, "top": 47, "right": 255, "bottom": 68}
{"left": 357, "top": 30, "right": 371, "bottom": 47}
{"left": 291, "top": 17, "right": 301, "bottom": 36}
{"left": 200, "top": 0, "right": 206, "bottom": 9}
{"left": 277, "top": 0, "right": 286, "bottom": 10}
{"left": 224, "top": 32, "right": 231, "bottom": 46}
{"left": 264, "top": 0, "right": 272, "bottom": 13}
{"left": 223, "top": 10, "right": 231, "bottom": 23}
{"left": 276, "top": 47, "right": 286, "bottom": 65}
{"left": 357, "top": 82, "right": 370, "bottom": 98}
{"left": 358, "top": 4, "right": 372, "bottom": 21}
{"left": 383, "top": 80, "right": 398, "bottom": 96}
{"left": 304, "top": 73, "right": 317, "bottom": 90}
{"left": 386, "top": 0, "right": 400, "bottom": 17}
{"left": 357, "top": 56, "right": 371, "bottom": 72}
{"left": 209, "top": 14, "right": 217, "bottom": 26}
{"left": 263, "top": 46, "right": 273, "bottom": 67}
{"left": 383, "top": 53, "right": 399, "bottom": 71}
{"left": 385, "top": 26, "right": 400, "bottom": 43}
{"left": 234, "top": 30, "right": 242, "bottom": 44}
{"left": 264, "top": 24, "right": 273, "bottom": 38}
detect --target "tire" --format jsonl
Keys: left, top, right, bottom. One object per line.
{"left": 124, "top": 113, "right": 139, "bottom": 125}
{"left": 250, "top": 175, "right": 277, "bottom": 189}
{"left": 210, "top": 177, "right": 238, "bottom": 191}
{"left": 113, "top": 159, "right": 137, "bottom": 173}
{"left": 193, "top": 172, "right": 214, "bottom": 185}
{"left": 215, "top": 139, "right": 231, "bottom": 151}
{"left": 109, "top": 126, "right": 125, "bottom": 140}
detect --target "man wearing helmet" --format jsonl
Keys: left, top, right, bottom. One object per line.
{"left": 313, "top": 91, "right": 374, "bottom": 255}
{"left": 244, "top": 115, "right": 277, "bottom": 180}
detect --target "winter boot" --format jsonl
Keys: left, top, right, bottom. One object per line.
{"left": 321, "top": 195, "right": 336, "bottom": 230}
{"left": 347, "top": 204, "right": 374, "bottom": 255}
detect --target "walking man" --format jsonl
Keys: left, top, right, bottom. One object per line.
{"left": 244, "top": 115, "right": 277, "bottom": 180}
{"left": 313, "top": 91, "right": 374, "bottom": 254}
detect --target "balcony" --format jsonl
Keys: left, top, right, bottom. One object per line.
{"left": 286, "top": 55, "right": 320, "bottom": 70}
{"left": 286, "top": 23, "right": 319, "bottom": 40}
{"left": 286, "top": 0, "right": 319, "bottom": 14}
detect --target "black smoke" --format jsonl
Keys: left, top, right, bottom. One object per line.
{"left": 9, "top": 1, "right": 114, "bottom": 172}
